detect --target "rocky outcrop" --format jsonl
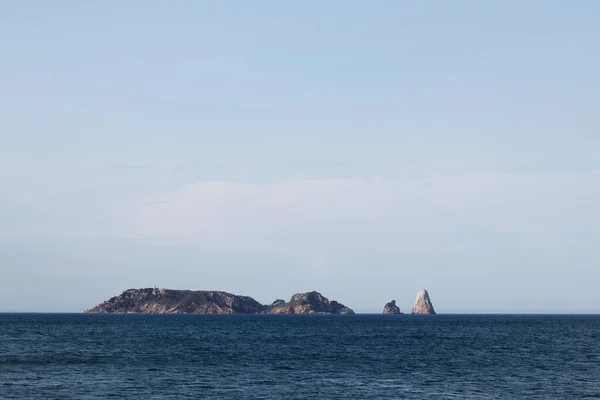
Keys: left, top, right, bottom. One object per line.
{"left": 86, "top": 288, "right": 354, "bottom": 315}
{"left": 85, "top": 288, "right": 265, "bottom": 314}
{"left": 270, "top": 299, "right": 286, "bottom": 308}
{"left": 268, "top": 291, "right": 354, "bottom": 314}
{"left": 383, "top": 300, "right": 402, "bottom": 314}
{"left": 411, "top": 289, "right": 436, "bottom": 314}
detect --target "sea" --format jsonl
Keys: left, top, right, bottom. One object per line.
{"left": 1, "top": 314, "right": 599, "bottom": 399}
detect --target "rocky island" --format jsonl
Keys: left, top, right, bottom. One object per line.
{"left": 382, "top": 300, "right": 402, "bottom": 314}
{"left": 85, "top": 288, "right": 265, "bottom": 314}
{"left": 269, "top": 291, "right": 354, "bottom": 314}
{"left": 85, "top": 288, "right": 355, "bottom": 315}
{"left": 411, "top": 289, "right": 436, "bottom": 314}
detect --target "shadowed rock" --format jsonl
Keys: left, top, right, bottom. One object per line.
{"left": 383, "top": 300, "right": 402, "bottom": 314}
{"left": 411, "top": 289, "right": 436, "bottom": 314}
{"left": 270, "top": 299, "right": 286, "bottom": 308}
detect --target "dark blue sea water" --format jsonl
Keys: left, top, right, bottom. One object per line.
{"left": 1, "top": 314, "right": 600, "bottom": 399}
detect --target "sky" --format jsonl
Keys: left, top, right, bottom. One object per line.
{"left": 1, "top": 1, "right": 599, "bottom": 313}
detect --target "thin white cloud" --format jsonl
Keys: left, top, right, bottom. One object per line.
{"left": 123, "top": 172, "right": 600, "bottom": 257}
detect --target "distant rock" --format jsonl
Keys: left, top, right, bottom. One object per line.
{"left": 86, "top": 288, "right": 354, "bottom": 315}
{"left": 411, "top": 289, "right": 436, "bottom": 314}
{"left": 383, "top": 300, "right": 402, "bottom": 314}
{"left": 85, "top": 288, "right": 265, "bottom": 314}
{"left": 268, "top": 291, "right": 354, "bottom": 314}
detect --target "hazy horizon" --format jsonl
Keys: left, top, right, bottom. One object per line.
{"left": 2, "top": 1, "right": 599, "bottom": 313}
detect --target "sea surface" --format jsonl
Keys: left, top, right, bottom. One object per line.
{"left": 1, "top": 314, "right": 599, "bottom": 399}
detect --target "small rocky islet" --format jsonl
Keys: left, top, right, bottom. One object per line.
{"left": 381, "top": 289, "right": 436, "bottom": 315}
{"left": 269, "top": 291, "right": 354, "bottom": 314}
{"left": 411, "top": 289, "right": 436, "bottom": 315}
{"left": 85, "top": 288, "right": 436, "bottom": 315}
{"left": 383, "top": 300, "right": 402, "bottom": 314}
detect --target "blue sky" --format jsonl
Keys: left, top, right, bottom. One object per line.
{"left": 1, "top": 1, "right": 599, "bottom": 312}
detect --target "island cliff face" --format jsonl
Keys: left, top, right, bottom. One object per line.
{"left": 411, "top": 289, "right": 436, "bottom": 314}
{"left": 85, "top": 288, "right": 265, "bottom": 314}
{"left": 383, "top": 300, "right": 402, "bottom": 314}
{"left": 86, "top": 288, "right": 354, "bottom": 315}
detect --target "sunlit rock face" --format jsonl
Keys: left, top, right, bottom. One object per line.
{"left": 411, "top": 289, "right": 436, "bottom": 315}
